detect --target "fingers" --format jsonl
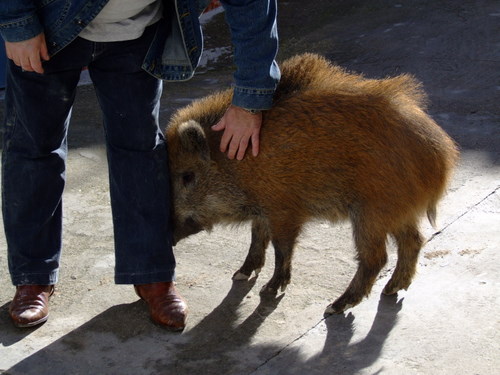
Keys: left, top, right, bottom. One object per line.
{"left": 220, "top": 126, "right": 232, "bottom": 154}
{"left": 28, "top": 54, "right": 44, "bottom": 74}
{"left": 211, "top": 106, "right": 262, "bottom": 160}
{"left": 213, "top": 118, "right": 250, "bottom": 160}
{"left": 251, "top": 130, "right": 260, "bottom": 158}
{"left": 212, "top": 119, "right": 230, "bottom": 153}
{"left": 7, "top": 51, "right": 36, "bottom": 72}
{"left": 40, "top": 35, "right": 50, "bottom": 62}
{"left": 211, "top": 121, "right": 225, "bottom": 131}
{"left": 220, "top": 129, "right": 252, "bottom": 161}
{"left": 230, "top": 135, "right": 249, "bottom": 161}
{"left": 4, "top": 33, "right": 49, "bottom": 74}
{"left": 8, "top": 52, "right": 44, "bottom": 74}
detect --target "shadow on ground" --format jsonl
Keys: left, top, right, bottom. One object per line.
{"left": 0, "top": 0, "right": 498, "bottom": 374}
{"left": 1, "top": 282, "right": 402, "bottom": 375}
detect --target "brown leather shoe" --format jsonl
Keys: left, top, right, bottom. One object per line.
{"left": 134, "top": 282, "right": 187, "bottom": 331}
{"left": 9, "top": 285, "right": 55, "bottom": 328}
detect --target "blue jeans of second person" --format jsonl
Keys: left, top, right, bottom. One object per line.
{"left": 2, "top": 24, "right": 176, "bottom": 286}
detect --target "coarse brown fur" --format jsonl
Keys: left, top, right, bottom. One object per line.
{"left": 166, "top": 53, "right": 459, "bottom": 314}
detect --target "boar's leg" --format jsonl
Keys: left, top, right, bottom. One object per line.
{"left": 260, "top": 220, "right": 301, "bottom": 295}
{"left": 383, "top": 223, "right": 424, "bottom": 295}
{"left": 233, "top": 218, "right": 271, "bottom": 281}
{"left": 325, "top": 225, "right": 388, "bottom": 315}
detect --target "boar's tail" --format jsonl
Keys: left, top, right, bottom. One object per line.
{"left": 426, "top": 204, "right": 437, "bottom": 229}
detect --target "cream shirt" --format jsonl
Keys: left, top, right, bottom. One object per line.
{"left": 79, "top": 0, "right": 163, "bottom": 42}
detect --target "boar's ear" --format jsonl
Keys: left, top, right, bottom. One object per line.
{"left": 178, "top": 120, "right": 210, "bottom": 161}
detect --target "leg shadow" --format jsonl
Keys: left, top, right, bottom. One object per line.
{"left": 322, "top": 294, "right": 404, "bottom": 373}
{"left": 3, "top": 279, "right": 285, "bottom": 375}
{"left": 268, "top": 293, "right": 403, "bottom": 375}
{"left": 153, "top": 280, "right": 285, "bottom": 374}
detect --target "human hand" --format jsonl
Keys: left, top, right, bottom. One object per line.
{"left": 211, "top": 105, "right": 262, "bottom": 160}
{"left": 5, "top": 33, "right": 50, "bottom": 74}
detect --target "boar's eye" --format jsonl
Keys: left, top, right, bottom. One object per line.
{"left": 181, "top": 171, "right": 195, "bottom": 187}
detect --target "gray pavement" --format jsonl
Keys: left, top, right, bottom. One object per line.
{"left": 1, "top": 0, "right": 499, "bottom": 374}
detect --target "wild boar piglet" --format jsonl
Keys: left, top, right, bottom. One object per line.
{"left": 166, "top": 53, "right": 459, "bottom": 314}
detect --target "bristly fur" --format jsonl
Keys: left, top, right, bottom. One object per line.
{"left": 166, "top": 53, "right": 459, "bottom": 315}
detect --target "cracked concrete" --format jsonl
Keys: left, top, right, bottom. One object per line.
{"left": 0, "top": 0, "right": 499, "bottom": 374}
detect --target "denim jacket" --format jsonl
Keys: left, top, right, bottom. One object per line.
{"left": 0, "top": 0, "right": 280, "bottom": 110}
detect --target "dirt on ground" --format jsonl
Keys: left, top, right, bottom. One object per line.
{"left": 0, "top": 1, "right": 499, "bottom": 374}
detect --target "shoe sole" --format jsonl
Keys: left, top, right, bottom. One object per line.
{"left": 13, "top": 314, "right": 49, "bottom": 328}
{"left": 150, "top": 318, "right": 186, "bottom": 332}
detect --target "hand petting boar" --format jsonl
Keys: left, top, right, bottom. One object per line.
{"left": 165, "top": 53, "right": 459, "bottom": 315}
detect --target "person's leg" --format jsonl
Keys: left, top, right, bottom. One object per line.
{"left": 88, "top": 25, "right": 176, "bottom": 285}
{"left": 3, "top": 62, "right": 81, "bottom": 285}
{"left": 3, "top": 37, "right": 92, "bottom": 327}
{"left": 88, "top": 25, "right": 186, "bottom": 330}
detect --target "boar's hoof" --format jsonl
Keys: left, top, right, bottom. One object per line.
{"left": 382, "top": 285, "right": 398, "bottom": 296}
{"left": 232, "top": 271, "right": 250, "bottom": 281}
{"left": 232, "top": 268, "right": 262, "bottom": 281}
{"left": 324, "top": 302, "right": 354, "bottom": 316}
{"left": 382, "top": 280, "right": 410, "bottom": 296}
{"left": 260, "top": 284, "right": 279, "bottom": 296}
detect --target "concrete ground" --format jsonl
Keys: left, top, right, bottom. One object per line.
{"left": 0, "top": 0, "right": 499, "bottom": 374}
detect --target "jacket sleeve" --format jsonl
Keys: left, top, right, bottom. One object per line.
{"left": 0, "top": 1, "right": 43, "bottom": 42}
{"left": 220, "top": 0, "right": 280, "bottom": 110}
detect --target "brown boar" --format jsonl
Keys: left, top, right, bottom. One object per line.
{"left": 166, "top": 53, "right": 459, "bottom": 315}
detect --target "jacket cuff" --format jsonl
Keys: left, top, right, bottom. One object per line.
{"left": 231, "top": 86, "right": 275, "bottom": 111}
{"left": 0, "top": 14, "right": 43, "bottom": 43}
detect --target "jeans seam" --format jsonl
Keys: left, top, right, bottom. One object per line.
{"left": 2, "top": 106, "right": 17, "bottom": 218}
{"left": 115, "top": 270, "right": 175, "bottom": 276}
{"left": 13, "top": 271, "right": 58, "bottom": 276}
{"left": 12, "top": 271, "right": 59, "bottom": 285}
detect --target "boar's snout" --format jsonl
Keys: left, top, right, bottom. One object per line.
{"left": 172, "top": 216, "right": 204, "bottom": 246}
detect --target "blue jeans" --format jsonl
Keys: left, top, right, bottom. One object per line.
{"left": 2, "top": 24, "right": 176, "bottom": 286}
